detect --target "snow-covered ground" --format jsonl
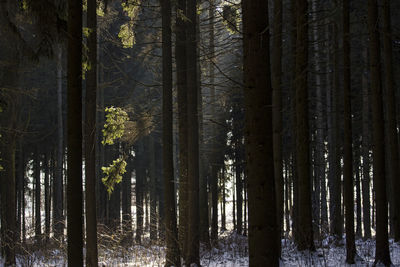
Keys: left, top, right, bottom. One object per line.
{"left": 2, "top": 234, "right": 400, "bottom": 266}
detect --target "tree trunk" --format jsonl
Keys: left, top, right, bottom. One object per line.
{"left": 67, "top": 0, "right": 84, "bottom": 264}
{"left": 85, "top": 0, "right": 98, "bottom": 264}
{"left": 54, "top": 43, "right": 64, "bottom": 240}
{"left": 162, "top": 0, "right": 180, "bottom": 262}
{"left": 35, "top": 146, "right": 42, "bottom": 243}
{"left": 295, "top": 0, "right": 314, "bottom": 251}
{"left": 135, "top": 141, "right": 145, "bottom": 244}
{"left": 242, "top": 0, "right": 279, "bottom": 265}
{"left": 382, "top": 0, "right": 400, "bottom": 242}
{"left": 149, "top": 135, "right": 157, "bottom": 241}
{"left": 272, "top": 0, "right": 283, "bottom": 246}
{"left": 186, "top": 0, "right": 200, "bottom": 263}
{"left": 343, "top": 0, "right": 356, "bottom": 262}
{"left": 329, "top": 22, "right": 343, "bottom": 239}
{"left": 44, "top": 152, "right": 51, "bottom": 242}
{"left": 368, "top": 0, "right": 391, "bottom": 264}
{"left": 176, "top": 0, "right": 189, "bottom": 258}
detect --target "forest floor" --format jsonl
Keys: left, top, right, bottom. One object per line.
{"left": 1, "top": 232, "right": 400, "bottom": 266}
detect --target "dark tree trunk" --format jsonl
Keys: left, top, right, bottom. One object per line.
{"left": 67, "top": 0, "right": 84, "bottom": 264}
{"left": 242, "top": 0, "right": 279, "bottom": 265}
{"left": 44, "top": 152, "right": 51, "bottom": 242}
{"left": 54, "top": 44, "right": 64, "bottom": 240}
{"left": 175, "top": 0, "right": 189, "bottom": 258}
{"left": 135, "top": 141, "right": 145, "bottom": 244}
{"left": 162, "top": 0, "right": 180, "bottom": 262}
{"left": 35, "top": 146, "right": 42, "bottom": 243}
{"left": 361, "top": 53, "right": 372, "bottom": 239}
{"left": 85, "top": 0, "right": 98, "bottom": 264}
{"left": 368, "top": 0, "right": 391, "bottom": 265}
{"left": 272, "top": 0, "right": 283, "bottom": 247}
{"left": 149, "top": 136, "right": 157, "bottom": 241}
{"left": 186, "top": 0, "right": 200, "bottom": 263}
{"left": 329, "top": 23, "right": 343, "bottom": 239}
{"left": 343, "top": 0, "right": 356, "bottom": 262}
{"left": 382, "top": 0, "right": 400, "bottom": 242}
{"left": 295, "top": 0, "right": 314, "bottom": 251}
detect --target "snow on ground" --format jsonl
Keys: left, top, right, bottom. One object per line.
{"left": 2, "top": 234, "right": 400, "bottom": 266}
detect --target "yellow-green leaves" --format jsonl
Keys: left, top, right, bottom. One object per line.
{"left": 118, "top": 23, "right": 135, "bottom": 48}
{"left": 118, "top": 0, "right": 141, "bottom": 48}
{"left": 102, "top": 106, "right": 129, "bottom": 145}
{"left": 102, "top": 157, "right": 127, "bottom": 197}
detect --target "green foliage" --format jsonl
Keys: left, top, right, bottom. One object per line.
{"left": 102, "top": 157, "right": 127, "bottom": 197}
{"left": 118, "top": 0, "right": 141, "bottom": 48}
{"left": 102, "top": 106, "right": 129, "bottom": 145}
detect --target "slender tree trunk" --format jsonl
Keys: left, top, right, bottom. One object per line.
{"left": 311, "top": 0, "right": 323, "bottom": 239}
{"left": 0, "top": 118, "right": 17, "bottom": 265}
{"left": 242, "top": 0, "right": 279, "bottom": 265}
{"left": 186, "top": 0, "right": 200, "bottom": 263}
{"left": 221, "top": 166, "right": 226, "bottom": 231}
{"left": 355, "top": 152, "right": 362, "bottom": 238}
{"left": 44, "top": 152, "right": 51, "bottom": 242}
{"left": 272, "top": 0, "right": 283, "bottom": 248}
{"left": 176, "top": 0, "right": 189, "bottom": 258}
{"left": 67, "top": 0, "right": 84, "bottom": 264}
{"left": 54, "top": 43, "right": 64, "bottom": 240}
{"left": 135, "top": 141, "right": 145, "bottom": 244}
{"left": 361, "top": 43, "right": 372, "bottom": 240}
{"left": 368, "top": 0, "right": 391, "bottom": 264}
{"left": 162, "top": 0, "right": 180, "bottom": 262}
{"left": 329, "top": 22, "right": 343, "bottom": 239}
{"left": 295, "top": 0, "right": 314, "bottom": 251}
{"left": 290, "top": 0, "right": 299, "bottom": 243}
{"left": 122, "top": 158, "right": 133, "bottom": 239}
{"left": 382, "top": 0, "right": 400, "bottom": 242}
{"left": 343, "top": 0, "right": 356, "bottom": 262}
{"left": 149, "top": 136, "right": 157, "bottom": 241}
{"left": 209, "top": 0, "right": 218, "bottom": 243}
{"left": 85, "top": 0, "right": 98, "bottom": 264}
{"left": 34, "top": 146, "right": 42, "bottom": 243}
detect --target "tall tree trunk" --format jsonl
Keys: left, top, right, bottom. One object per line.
{"left": 186, "top": 0, "right": 200, "bottom": 263}
{"left": 122, "top": 157, "right": 133, "bottom": 239}
{"left": 382, "top": 0, "right": 400, "bottom": 242}
{"left": 361, "top": 52, "right": 372, "bottom": 239}
{"left": 221, "top": 166, "right": 226, "bottom": 231}
{"left": 329, "top": 22, "right": 343, "bottom": 239}
{"left": 35, "top": 146, "right": 42, "bottom": 243}
{"left": 368, "top": 0, "right": 391, "bottom": 264}
{"left": 67, "top": 0, "right": 84, "bottom": 264}
{"left": 290, "top": 0, "right": 299, "bottom": 243}
{"left": 242, "top": 0, "right": 279, "bottom": 265}
{"left": 54, "top": 43, "right": 64, "bottom": 240}
{"left": 355, "top": 151, "right": 362, "bottom": 238}
{"left": 233, "top": 106, "right": 242, "bottom": 235}
{"left": 209, "top": 0, "right": 218, "bottom": 243}
{"left": 85, "top": 0, "right": 98, "bottom": 264}
{"left": 343, "top": 0, "right": 356, "bottom": 262}
{"left": 149, "top": 136, "right": 157, "bottom": 240}
{"left": 311, "top": 0, "right": 323, "bottom": 239}
{"left": 295, "top": 0, "right": 314, "bottom": 251}
{"left": 162, "top": 0, "right": 180, "bottom": 262}
{"left": 44, "top": 152, "right": 51, "bottom": 242}
{"left": 0, "top": 114, "right": 17, "bottom": 265}
{"left": 176, "top": 0, "right": 189, "bottom": 258}
{"left": 272, "top": 0, "right": 283, "bottom": 246}
{"left": 135, "top": 141, "right": 145, "bottom": 244}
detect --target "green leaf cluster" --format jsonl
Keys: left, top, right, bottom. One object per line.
{"left": 118, "top": 0, "right": 141, "bottom": 48}
{"left": 101, "top": 157, "right": 127, "bottom": 197}
{"left": 102, "top": 106, "right": 129, "bottom": 145}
